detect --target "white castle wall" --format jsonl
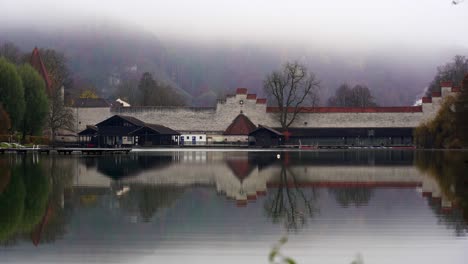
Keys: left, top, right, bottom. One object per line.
{"left": 71, "top": 83, "right": 460, "bottom": 133}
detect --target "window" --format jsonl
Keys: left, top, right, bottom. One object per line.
{"left": 199, "top": 136, "right": 202, "bottom": 139}
{"left": 187, "top": 136, "right": 189, "bottom": 139}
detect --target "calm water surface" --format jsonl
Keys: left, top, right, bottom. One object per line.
{"left": 0, "top": 150, "right": 467, "bottom": 264}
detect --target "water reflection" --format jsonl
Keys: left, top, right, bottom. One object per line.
{"left": 0, "top": 150, "right": 467, "bottom": 263}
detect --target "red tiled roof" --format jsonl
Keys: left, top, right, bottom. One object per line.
{"left": 440, "top": 81, "right": 453, "bottom": 87}
{"left": 224, "top": 114, "right": 257, "bottom": 135}
{"left": 226, "top": 159, "right": 255, "bottom": 180}
{"left": 422, "top": 97, "right": 432, "bottom": 103}
{"left": 452, "top": 86, "right": 461, "bottom": 92}
{"left": 432, "top": 92, "right": 441, "bottom": 97}
{"left": 30, "top": 47, "right": 53, "bottom": 95}
{"left": 236, "top": 88, "right": 248, "bottom": 94}
{"left": 266, "top": 106, "right": 423, "bottom": 113}
{"left": 246, "top": 94, "right": 257, "bottom": 99}
{"left": 256, "top": 98, "right": 267, "bottom": 104}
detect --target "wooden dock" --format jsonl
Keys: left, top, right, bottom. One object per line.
{"left": 0, "top": 148, "right": 132, "bottom": 155}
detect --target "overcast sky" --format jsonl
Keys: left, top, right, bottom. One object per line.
{"left": 1, "top": 0, "right": 467, "bottom": 49}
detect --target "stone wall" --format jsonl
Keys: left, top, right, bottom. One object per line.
{"left": 72, "top": 83, "right": 460, "bottom": 133}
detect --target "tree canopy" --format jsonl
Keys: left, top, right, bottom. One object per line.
{"left": 263, "top": 61, "right": 320, "bottom": 129}
{"left": 0, "top": 57, "right": 25, "bottom": 130}
{"left": 427, "top": 55, "right": 468, "bottom": 95}
{"left": 327, "top": 83, "right": 378, "bottom": 107}
{"left": 415, "top": 74, "right": 468, "bottom": 148}
{"left": 0, "top": 103, "right": 11, "bottom": 134}
{"left": 18, "top": 64, "right": 50, "bottom": 138}
{"left": 134, "top": 72, "right": 185, "bottom": 106}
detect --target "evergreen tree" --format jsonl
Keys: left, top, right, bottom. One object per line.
{"left": 0, "top": 57, "right": 25, "bottom": 130}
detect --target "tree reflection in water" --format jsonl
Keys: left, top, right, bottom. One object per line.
{"left": 328, "top": 187, "right": 373, "bottom": 208}
{"left": 415, "top": 151, "right": 468, "bottom": 236}
{"left": 117, "top": 184, "right": 185, "bottom": 222}
{"left": 264, "top": 164, "right": 318, "bottom": 231}
{"left": 0, "top": 155, "right": 74, "bottom": 246}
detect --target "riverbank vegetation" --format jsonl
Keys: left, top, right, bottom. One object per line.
{"left": 414, "top": 74, "right": 468, "bottom": 149}
{"left": 0, "top": 58, "right": 50, "bottom": 143}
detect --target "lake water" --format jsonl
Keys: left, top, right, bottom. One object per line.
{"left": 1, "top": 150, "right": 467, "bottom": 264}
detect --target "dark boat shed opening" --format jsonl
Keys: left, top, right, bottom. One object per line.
{"left": 249, "top": 125, "right": 284, "bottom": 147}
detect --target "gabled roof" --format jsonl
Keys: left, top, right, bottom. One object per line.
{"left": 72, "top": 98, "right": 110, "bottom": 108}
{"left": 78, "top": 125, "right": 98, "bottom": 135}
{"left": 29, "top": 47, "right": 53, "bottom": 95}
{"left": 95, "top": 115, "right": 145, "bottom": 127}
{"left": 130, "top": 124, "right": 180, "bottom": 135}
{"left": 249, "top": 125, "right": 283, "bottom": 136}
{"left": 226, "top": 159, "right": 255, "bottom": 180}
{"left": 224, "top": 114, "right": 257, "bottom": 135}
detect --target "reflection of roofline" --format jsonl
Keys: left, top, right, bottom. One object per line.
{"left": 266, "top": 181, "right": 422, "bottom": 188}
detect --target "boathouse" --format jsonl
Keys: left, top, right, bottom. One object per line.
{"left": 78, "top": 115, "right": 179, "bottom": 147}
{"left": 249, "top": 125, "right": 284, "bottom": 147}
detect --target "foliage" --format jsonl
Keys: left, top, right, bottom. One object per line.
{"left": 17, "top": 64, "right": 50, "bottom": 138}
{"left": 454, "top": 74, "right": 468, "bottom": 145}
{"left": 39, "top": 48, "right": 72, "bottom": 91}
{"left": 414, "top": 96, "right": 460, "bottom": 148}
{"left": 269, "top": 236, "right": 297, "bottom": 264}
{"left": 135, "top": 72, "right": 186, "bottom": 106}
{"left": 327, "top": 83, "right": 378, "bottom": 107}
{"left": 79, "top": 89, "right": 99, "bottom": 99}
{"left": 47, "top": 87, "right": 75, "bottom": 144}
{"left": 115, "top": 78, "right": 139, "bottom": 104}
{"left": 0, "top": 42, "right": 22, "bottom": 64}
{"left": 0, "top": 57, "right": 25, "bottom": 130}
{"left": 0, "top": 103, "right": 11, "bottom": 134}
{"left": 264, "top": 61, "right": 320, "bottom": 129}
{"left": 415, "top": 74, "right": 468, "bottom": 148}
{"left": 427, "top": 55, "right": 468, "bottom": 95}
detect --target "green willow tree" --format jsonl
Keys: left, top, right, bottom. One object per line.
{"left": 0, "top": 57, "right": 25, "bottom": 130}
{"left": 17, "top": 64, "right": 50, "bottom": 139}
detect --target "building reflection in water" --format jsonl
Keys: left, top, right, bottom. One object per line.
{"left": 0, "top": 150, "right": 467, "bottom": 247}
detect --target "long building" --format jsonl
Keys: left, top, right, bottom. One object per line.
{"left": 72, "top": 82, "right": 460, "bottom": 146}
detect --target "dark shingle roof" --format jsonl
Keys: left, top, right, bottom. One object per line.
{"left": 130, "top": 123, "right": 180, "bottom": 135}
{"left": 249, "top": 125, "right": 283, "bottom": 136}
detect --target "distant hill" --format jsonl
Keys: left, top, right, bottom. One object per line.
{"left": 1, "top": 21, "right": 466, "bottom": 106}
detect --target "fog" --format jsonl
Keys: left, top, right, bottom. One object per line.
{"left": 2, "top": 0, "right": 467, "bottom": 50}
{"left": 1, "top": 0, "right": 467, "bottom": 106}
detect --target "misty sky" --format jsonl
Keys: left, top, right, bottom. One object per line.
{"left": 2, "top": 0, "right": 467, "bottom": 49}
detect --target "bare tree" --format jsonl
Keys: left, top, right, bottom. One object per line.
{"left": 47, "top": 88, "right": 74, "bottom": 145}
{"left": 264, "top": 61, "right": 320, "bottom": 129}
